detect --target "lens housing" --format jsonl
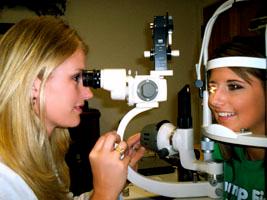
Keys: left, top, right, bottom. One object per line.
{"left": 82, "top": 69, "right": 101, "bottom": 88}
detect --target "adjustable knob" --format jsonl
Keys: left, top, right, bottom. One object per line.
{"left": 137, "top": 80, "right": 158, "bottom": 101}
{"left": 157, "top": 148, "right": 169, "bottom": 159}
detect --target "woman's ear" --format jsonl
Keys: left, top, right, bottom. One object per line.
{"left": 32, "top": 78, "right": 41, "bottom": 100}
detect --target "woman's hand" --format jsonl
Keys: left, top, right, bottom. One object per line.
{"left": 125, "top": 133, "right": 146, "bottom": 170}
{"left": 89, "top": 131, "right": 145, "bottom": 200}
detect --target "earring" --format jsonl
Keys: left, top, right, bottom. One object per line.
{"left": 32, "top": 97, "right": 36, "bottom": 105}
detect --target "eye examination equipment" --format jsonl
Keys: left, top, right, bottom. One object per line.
{"left": 82, "top": 13, "right": 178, "bottom": 107}
{"left": 82, "top": 0, "right": 267, "bottom": 198}
{"left": 83, "top": 12, "right": 222, "bottom": 199}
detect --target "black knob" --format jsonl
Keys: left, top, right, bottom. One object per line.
{"left": 157, "top": 148, "right": 169, "bottom": 159}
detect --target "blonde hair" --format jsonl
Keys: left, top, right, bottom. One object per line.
{"left": 0, "top": 16, "right": 88, "bottom": 199}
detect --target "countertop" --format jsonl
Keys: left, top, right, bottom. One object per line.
{"left": 122, "top": 169, "right": 212, "bottom": 200}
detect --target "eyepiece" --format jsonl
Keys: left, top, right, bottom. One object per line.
{"left": 82, "top": 69, "right": 101, "bottom": 88}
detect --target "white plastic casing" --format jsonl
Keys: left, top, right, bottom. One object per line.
{"left": 100, "top": 69, "right": 127, "bottom": 100}
{"left": 100, "top": 69, "right": 170, "bottom": 106}
{"left": 127, "top": 75, "right": 167, "bottom": 106}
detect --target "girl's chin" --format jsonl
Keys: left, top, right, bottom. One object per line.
{"left": 217, "top": 122, "right": 239, "bottom": 132}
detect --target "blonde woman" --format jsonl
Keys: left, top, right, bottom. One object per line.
{"left": 0, "top": 16, "right": 144, "bottom": 200}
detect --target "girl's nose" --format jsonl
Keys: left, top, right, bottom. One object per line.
{"left": 209, "top": 87, "right": 227, "bottom": 108}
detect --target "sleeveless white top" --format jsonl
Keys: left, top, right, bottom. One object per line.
{"left": 0, "top": 161, "right": 90, "bottom": 200}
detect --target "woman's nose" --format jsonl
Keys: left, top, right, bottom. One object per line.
{"left": 81, "top": 86, "right": 94, "bottom": 100}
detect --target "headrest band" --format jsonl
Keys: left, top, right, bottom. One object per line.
{"left": 207, "top": 56, "right": 266, "bottom": 70}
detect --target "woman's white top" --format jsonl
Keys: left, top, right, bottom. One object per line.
{"left": 0, "top": 161, "right": 90, "bottom": 200}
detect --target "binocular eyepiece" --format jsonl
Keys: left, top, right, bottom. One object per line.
{"left": 82, "top": 69, "right": 101, "bottom": 88}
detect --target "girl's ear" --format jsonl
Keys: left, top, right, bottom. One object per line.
{"left": 32, "top": 78, "right": 41, "bottom": 99}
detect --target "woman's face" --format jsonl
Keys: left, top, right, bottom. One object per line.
{"left": 208, "top": 67, "right": 265, "bottom": 135}
{"left": 34, "top": 48, "right": 93, "bottom": 135}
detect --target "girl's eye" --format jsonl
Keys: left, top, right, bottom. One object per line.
{"left": 208, "top": 85, "right": 217, "bottom": 94}
{"left": 228, "top": 83, "right": 243, "bottom": 91}
{"left": 73, "top": 73, "right": 82, "bottom": 83}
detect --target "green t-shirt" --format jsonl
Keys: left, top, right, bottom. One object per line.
{"left": 213, "top": 143, "right": 265, "bottom": 200}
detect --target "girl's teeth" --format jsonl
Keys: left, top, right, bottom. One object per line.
{"left": 218, "top": 112, "right": 234, "bottom": 117}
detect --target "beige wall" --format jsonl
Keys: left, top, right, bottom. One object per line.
{"left": 0, "top": 0, "right": 215, "bottom": 143}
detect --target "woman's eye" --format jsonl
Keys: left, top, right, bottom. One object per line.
{"left": 73, "top": 73, "right": 82, "bottom": 83}
{"left": 228, "top": 83, "right": 243, "bottom": 91}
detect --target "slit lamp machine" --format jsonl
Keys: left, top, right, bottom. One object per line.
{"left": 82, "top": 0, "right": 267, "bottom": 198}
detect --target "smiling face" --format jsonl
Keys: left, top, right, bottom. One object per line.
{"left": 208, "top": 67, "right": 265, "bottom": 135}
{"left": 33, "top": 48, "right": 93, "bottom": 135}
